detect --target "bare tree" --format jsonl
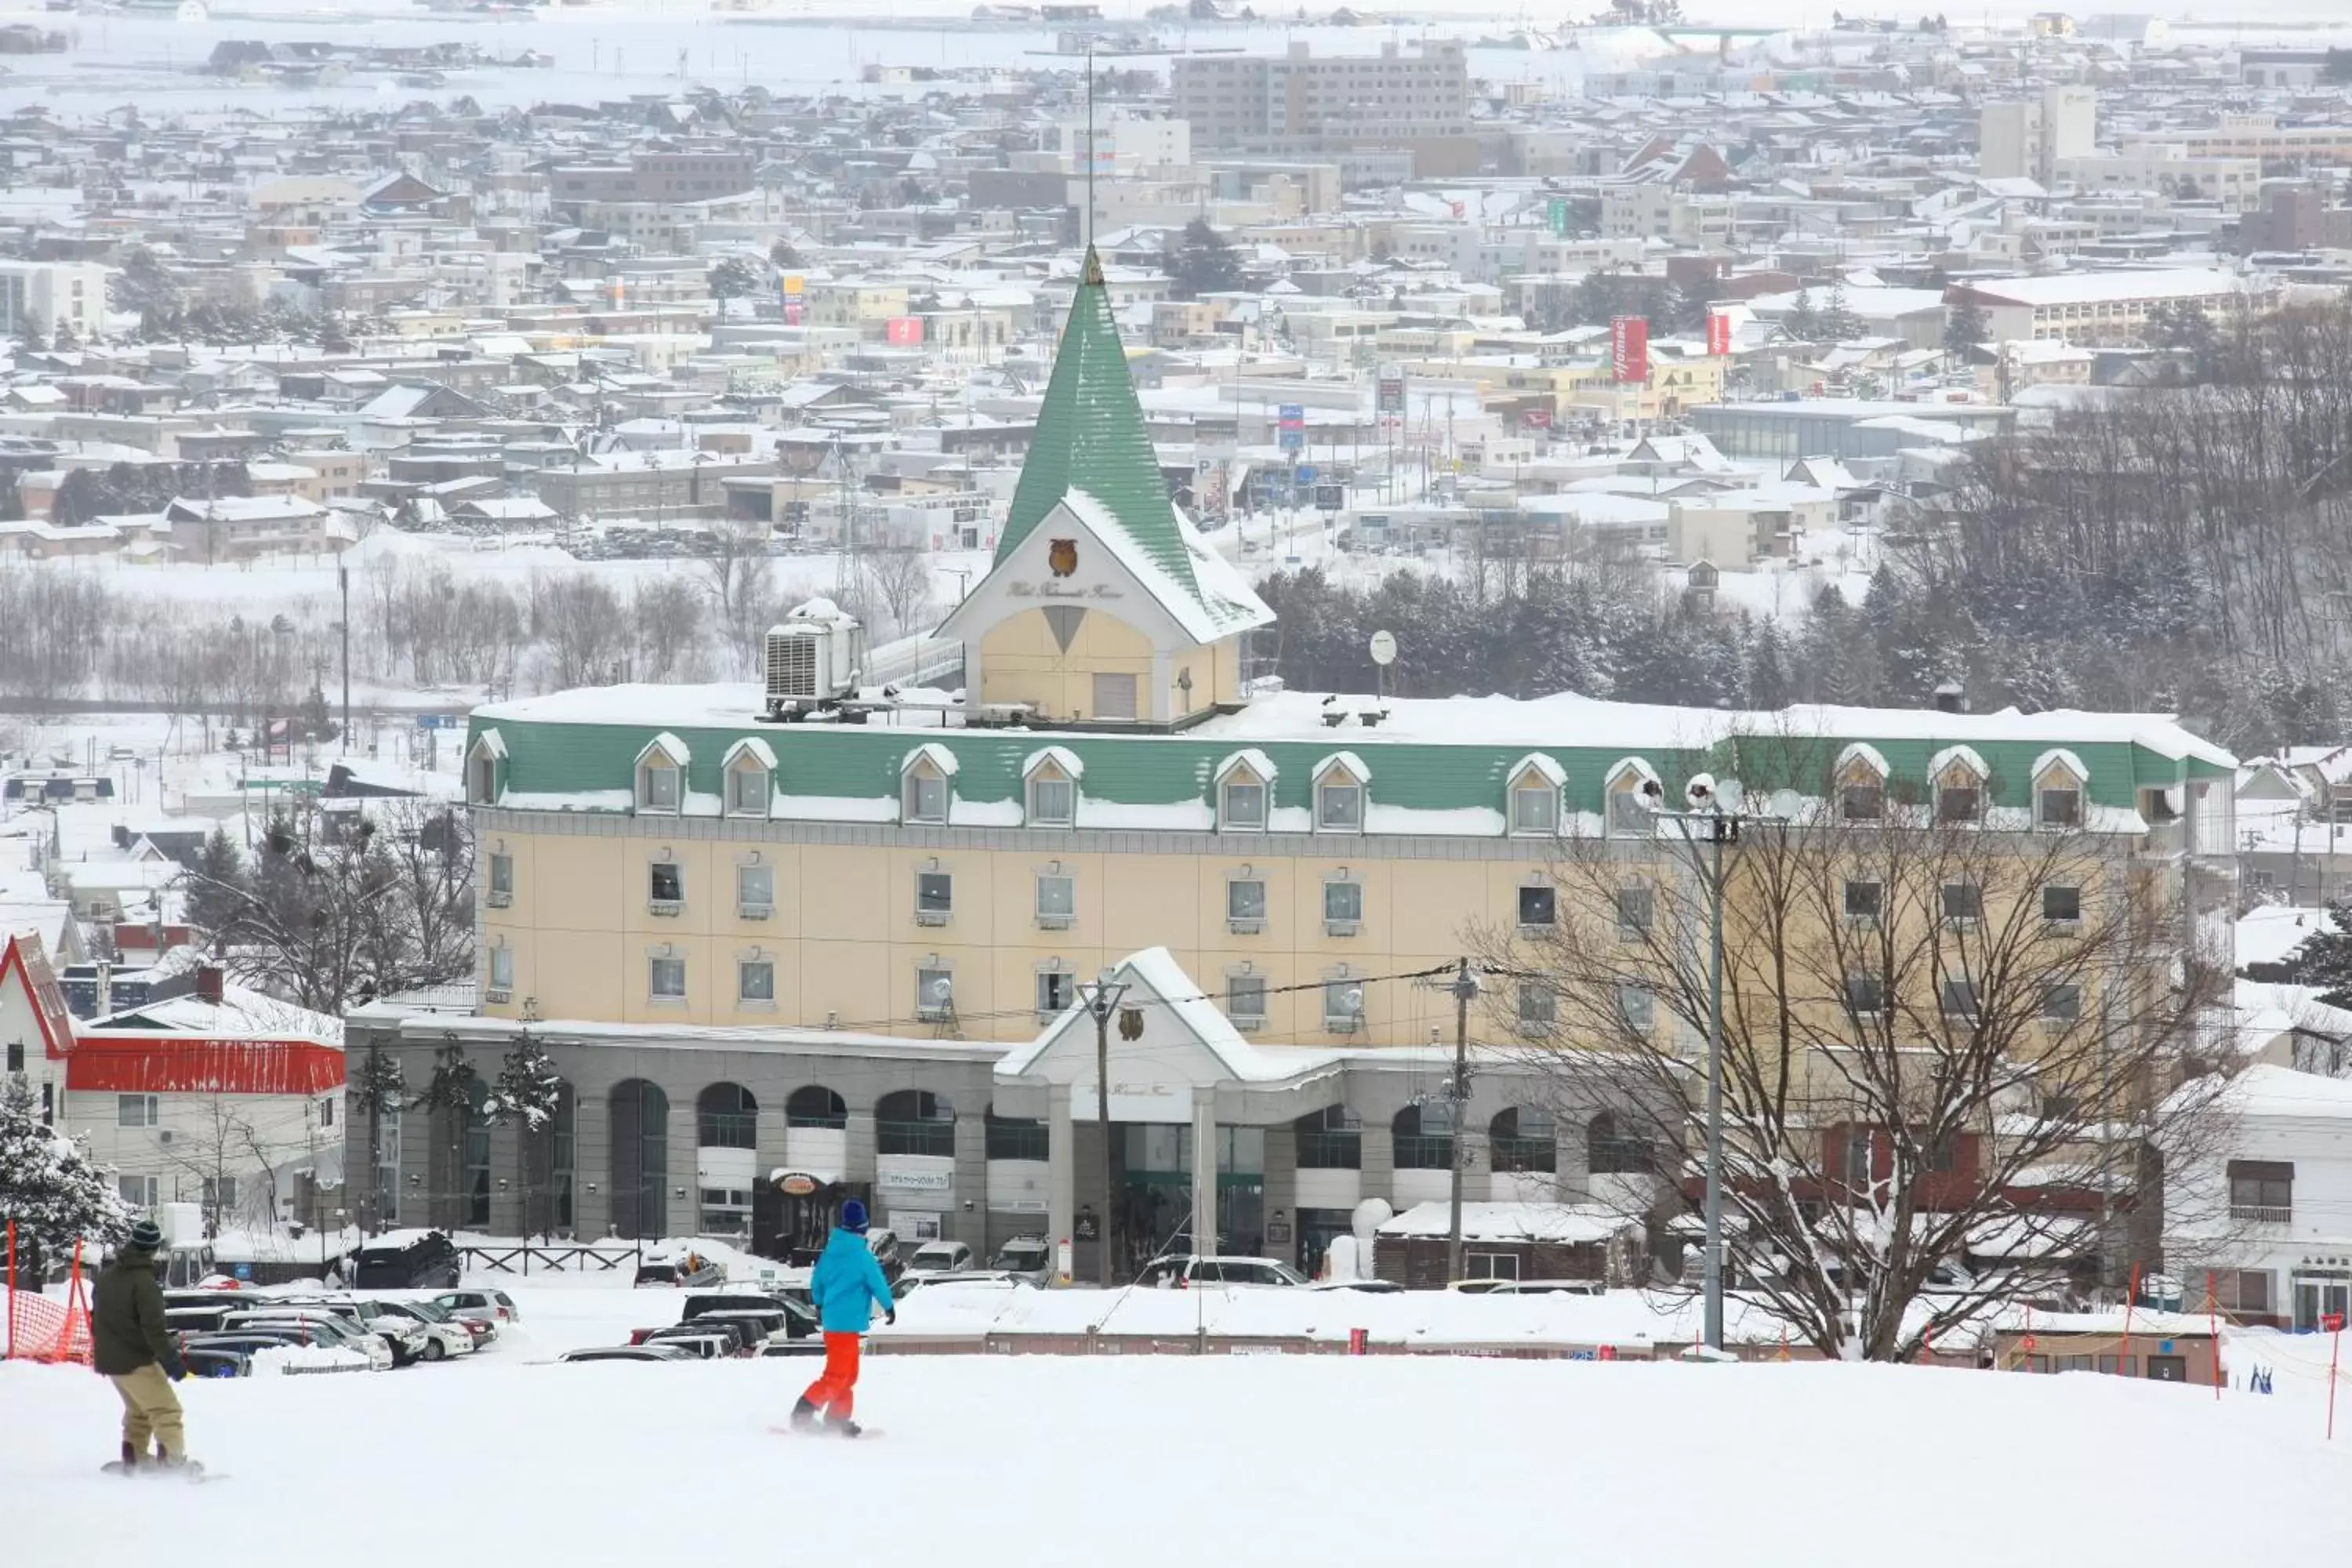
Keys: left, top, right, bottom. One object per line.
{"left": 531, "top": 572, "right": 628, "bottom": 688}
{"left": 862, "top": 548, "right": 938, "bottom": 641}
{"left": 697, "top": 516, "right": 777, "bottom": 673}
{"left": 1475, "top": 746, "right": 2234, "bottom": 1361}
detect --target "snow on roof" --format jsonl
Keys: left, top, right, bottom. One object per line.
{"left": 1377, "top": 1201, "right": 1624, "bottom": 1245}
{"left": 2032, "top": 747, "right": 2089, "bottom": 783}
{"left": 2169, "top": 1062, "right": 2352, "bottom": 1121}
{"left": 996, "top": 945, "right": 1339, "bottom": 1087}
{"left": 1023, "top": 745, "right": 1083, "bottom": 781}
{"left": 1928, "top": 743, "right": 1988, "bottom": 780}
{"left": 1214, "top": 748, "right": 1276, "bottom": 784}
{"left": 1961, "top": 267, "right": 2258, "bottom": 309}
{"left": 1312, "top": 750, "right": 1370, "bottom": 783}
{"left": 1510, "top": 753, "right": 1567, "bottom": 788}
{"left": 2236, "top": 906, "right": 2338, "bottom": 972}
{"left": 87, "top": 983, "right": 343, "bottom": 1047}
{"left": 1606, "top": 754, "right": 1662, "bottom": 788}
{"left": 1836, "top": 741, "right": 1890, "bottom": 778}
{"left": 903, "top": 740, "right": 957, "bottom": 778}
{"left": 713, "top": 734, "right": 777, "bottom": 774}
{"left": 637, "top": 731, "right": 689, "bottom": 766}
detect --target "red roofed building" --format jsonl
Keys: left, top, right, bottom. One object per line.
{"left": 0, "top": 934, "right": 345, "bottom": 1230}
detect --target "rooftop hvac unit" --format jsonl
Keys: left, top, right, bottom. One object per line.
{"left": 763, "top": 597, "right": 862, "bottom": 719}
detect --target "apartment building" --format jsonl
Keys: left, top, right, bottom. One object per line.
{"left": 0, "top": 260, "right": 107, "bottom": 340}
{"left": 1950, "top": 267, "right": 2273, "bottom": 347}
{"left": 1980, "top": 85, "right": 2096, "bottom": 183}
{"left": 1171, "top": 40, "right": 1469, "bottom": 156}
{"left": 548, "top": 150, "right": 759, "bottom": 209}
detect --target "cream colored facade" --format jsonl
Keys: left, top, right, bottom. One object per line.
{"left": 976, "top": 608, "right": 1244, "bottom": 724}
{"left": 475, "top": 815, "right": 1561, "bottom": 1046}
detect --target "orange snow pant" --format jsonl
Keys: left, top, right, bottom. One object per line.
{"left": 800, "top": 1331, "right": 862, "bottom": 1421}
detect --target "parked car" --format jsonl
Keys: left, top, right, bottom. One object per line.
{"left": 681, "top": 1300, "right": 816, "bottom": 1345}
{"left": 902, "top": 1240, "right": 975, "bottom": 1277}
{"left": 1134, "top": 1256, "right": 1307, "bottom": 1290}
{"left": 866, "top": 1229, "right": 902, "bottom": 1283}
{"left": 1308, "top": 1279, "right": 1404, "bottom": 1294}
{"left": 560, "top": 1345, "right": 697, "bottom": 1364}
{"left": 989, "top": 1237, "right": 1054, "bottom": 1287}
{"left": 639, "top": 1327, "right": 738, "bottom": 1359}
{"left": 337, "top": 1298, "right": 477, "bottom": 1361}
{"left": 429, "top": 1287, "right": 520, "bottom": 1327}
{"left": 1487, "top": 1279, "right": 1604, "bottom": 1298}
{"left": 184, "top": 1327, "right": 383, "bottom": 1371}
{"left": 757, "top": 1338, "right": 828, "bottom": 1359}
{"left": 351, "top": 1232, "right": 462, "bottom": 1290}
{"left": 220, "top": 1310, "right": 397, "bottom": 1371}
{"left": 165, "top": 1303, "right": 241, "bottom": 1337}
{"left": 179, "top": 1345, "right": 253, "bottom": 1378}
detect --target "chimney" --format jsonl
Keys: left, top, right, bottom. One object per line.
{"left": 195, "top": 964, "right": 224, "bottom": 1005}
{"left": 1933, "top": 681, "right": 1966, "bottom": 715}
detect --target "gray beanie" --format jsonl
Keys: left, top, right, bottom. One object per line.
{"left": 127, "top": 1218, "right": 164, "bottom": 1251}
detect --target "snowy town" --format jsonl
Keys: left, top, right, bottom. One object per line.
{"left": 3, "top": 0, "right": 2352, "bottom": 1559}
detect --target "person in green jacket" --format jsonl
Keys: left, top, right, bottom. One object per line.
{"left": 92, "top": 1218, "right": 188, "bottom": 1471}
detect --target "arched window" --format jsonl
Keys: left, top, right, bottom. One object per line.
{"left": 697, "top": 1082, "right": 757, "bottom": 1149}
{"left": 462, "top": 1078, "right": 491, "bottom": 1228}
{"left": 786, "top": 1085, "right": 848, "bottom": 1129}
{"left": 1295, "top": 1104, "right": 1361, "bottom": 1170}
{"left": 1392, "top": 1103, "right": 1454, "bottom": 1171}
{"left": 984, "top": 1104, "right": 1048, "bottom": 1161}
{"left": 877, "top": 1088, "right": 955, "bottom": 1156}
{"left": 610, "top": 1079, "right": 670, "bottom": 1239}
{"left": 1490, "top": 1106, "right": 1556, "bottom": 1174}
{"left": 1587, "top": 1111, "right": 1653, "bottom": 1176}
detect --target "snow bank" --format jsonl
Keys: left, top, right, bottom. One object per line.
{"left": 245, "top": 1344, "right": 373, "bottom": 1377}
{"left": 2, "top": 1350, "right": 2343, "bottom": 1566}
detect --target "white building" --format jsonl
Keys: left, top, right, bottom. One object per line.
{"left": 0, "top": 260, "right": 107, "bottom": 341}
{"left": 1951, "top": 267, "right": 2271, "bottom": 348}
{"left": 2163, "top": 1063, "right": 2352, "bottom": 1331}
{"left": 1980, "top": 85, "right": 2097, "bottom": 183}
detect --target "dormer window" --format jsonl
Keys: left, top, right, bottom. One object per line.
{"left": 901, "top": 743, "right": 956, "bottom": 826}
{"left": 635, "top": 732, "right": 689, "bottom": 815}
{"left": 1214, "top": 750, "right": 1276, "bottom": 832}
{"left": 1929, "top": 745, "right": 1987, "bottom": 826}
{"left": 724, "top": 739, "right": 775, "bottom": 820}
{"left": 1507, "top": 754, "right": 1565, "bottom": 836}
{"left": 1835, "top": 742, "right": 1889, "bottom": 823}
{"left": 1313, "top": 752, "right": 1369, "bottom": 834}
{"left": 1605, "top": 759, "right": 1661, "bottom": 837}
{"left": 466, "top": 729, "right": 505, "bottom": 806}
{"left": 2032, "top": 748, "right": 2088, "bottom": 830}
{"left": 1023, "top": 746, "right": 1081, "bottom": 828}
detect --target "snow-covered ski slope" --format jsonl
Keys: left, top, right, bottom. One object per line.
{"left": 6, "top": 1351, "right": 2347, "bottom": 1566}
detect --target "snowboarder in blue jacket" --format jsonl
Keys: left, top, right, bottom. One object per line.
{"left": 790, "top": 1200, "right": 895, "bottom": 1436}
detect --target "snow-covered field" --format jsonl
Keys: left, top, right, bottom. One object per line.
{"left": 8, "top": 1338, "right": 2348, "bottom": 1566}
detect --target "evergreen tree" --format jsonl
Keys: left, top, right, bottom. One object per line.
{"left": 183, "top": 826, "right": 249, "bottom": 950}
{"left": 0, "top": 1076, "right": 133, "bottom": 1279}
{"left": 1163, "top": 218, "right": 1242, "bottom": 300}
{"left": 1817, "top": 282, "right": 1861, "bottom": 342}
{"left": 1784, "top": 288, "right": 1821, "bottom": 340}
{"left": 1944, "top": 296, "right": 1990, "bottom": 356}
{"left": 2285, "top": 897, "right": 2352, "bottom": 1006}
{"left": 1748, "top": 616, "right": 1795, "bottom": 709}
{"left": 483, "top": 1034, "right": 561, "bottom": 1237}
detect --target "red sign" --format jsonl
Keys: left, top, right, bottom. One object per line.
{"left": 2327, "top": 1313, "right": 2345, "bottom": 1334}
{"left": 2020, "top": 1334, "right": 2038, "bottom": 1353}
{"left": 1522, "top": 407, "right": 1553, "bottom": 430}
{"left": 1706, "top": 310, "right": 1732, "bottom": 358}
{"left": 782, "top": 300, "right": 803, "bottom": 327}
{"left": 884, "top": 315, "right": 924, "bottom": 346}
{"left": 1610, "top": 315, "right": 1650, "bottom": 385}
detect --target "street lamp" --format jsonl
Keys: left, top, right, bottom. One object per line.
{"left": 1641, "top": 770, "right": 1745, "bottom": 1357}
{"left": 1076, "top": 966, "right": 1129, "bottom": 1287}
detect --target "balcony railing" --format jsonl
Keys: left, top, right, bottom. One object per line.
{"left": 2230, "top": 1203, "right": 2292, "bottom": 1224}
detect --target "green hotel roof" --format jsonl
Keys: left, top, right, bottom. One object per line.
{"left": 465, "top": 687, "right": 2234, "bottom": 827}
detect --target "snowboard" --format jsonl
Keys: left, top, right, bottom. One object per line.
{"left": 101, "top": 1461, "right": 217, "bottom": 1482}
{"left": 769, "top": 1423, "right": 884, "bottom": 1440}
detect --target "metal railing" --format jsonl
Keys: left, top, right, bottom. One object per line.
{"left": 2230, "top": 1203, "right": 2292, "bottom": 1224}
{"left": 877, "top": 1119, "right": 956, "bottom": 1158}
{"left": 698, "top": 1113, "right": 757, "bottom": 1150}
{"left": 1489, "top": 1137, "right": 1557, "bottom": 1175}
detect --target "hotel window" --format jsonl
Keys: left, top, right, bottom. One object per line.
{"left": 637, "top": 755, "right": 681, "bottom": 813}
{"left": 2038, "top": 785, "right": 2081, "bottom": 829}
{"left": 487, "top": 851, "right": 514, "bottom": 907}
{"left": 1220, "top": 777, "right": 1267, "bottom": 830}
{"left": 488, "top": 946, "right": 514, "bottom": 998}
{"left": 1027, "top": 771, "right": 1076, "bottom": 827}
{"left": 649, "top": 860, "right": 683, "bottom": 913}
{"left": 737, "top": 862, "right": 775, "bottom": 919}
{"left": 727, "top": 760, "right": 769, "bottom": 817}
{"left": 1035, "top": 970, "right": 1075, "bottom": 1016}
{"left": 1323, "top": 877, "right": 1363, "bottom": 935}
{"left": 1845, "top": 879, "right": 1882, "bottom": 924}
{"left": 1940, "top": 881, "right": 1982, "bottom": 924}
{"left": 1518, "top": 884, "right": 1556, "bottom": 928}
{"left": 1518, "top": 981, "right": 1556, "bottom": 1031}
{"left": 1616, "top": 884, "right": 1653, "bottom": 940}
{"left": 2044, "top": 884, "right": 2082, "bottom": 926}
{"left": 1227, "top": 877, "right": 1268, "bottom": 934}
{"left": 1322, "top": 977, "right": 1364, "bottom": 1033}
{"left": 739, "top": 958, "right": 776, "bottom": 1006}
{"left": 915, "top": 870, "right": 953, "bottom": 924}
{"left": 1226, "top": 973, "right": 1268, "bottom": 1028}
{"left": 1841, "top": 780, "right": 1884, "bottom": 822}
{"left": 1940, "top": 978, "right": 1978, "bottom": 1018}
{"left": 2042, "top": 982, "right": 2082, "bottom": 1022}
{"left": 1846, "top": 972, "right": 1883, "bottom": 1016}
{"left": 1510, "top": 771, "right": 1560, "bottom": 834}
{"left": 1036, "top": 870, "right": 1075, "bottom": 928}
{"left": 902, "top": 765, "right": 949, "bottom": 825}
{"left": 1616, "top": 984, "right": 1653, "bottom": 1034}
{"left": 915, "top": 966, "right": 955, "bottom": 1022}
{"left": 118, "top": 1094, "right": 158, "bottom": 1127}
{"left": 648, "top": 956, "right": 685, "bottom": 1001}
{"left": 1316, "top": 775, "right": 1363, "bottom": 832}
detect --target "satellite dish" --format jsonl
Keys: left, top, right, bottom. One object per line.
{"left": 1368, "top": 630, "right": 1398, "bottom": 666}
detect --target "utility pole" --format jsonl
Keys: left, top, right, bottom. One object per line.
{"left": 1703, "top": 811, "right": 1726, "bottom": 1356}
{"left": 1446, "top": 957, "right": 1479, "bottom": 1284}
{"left": 1079, "top": 967, "right": 1129, "bottom": 1287}
{"left": 337, "top": 564, "right": 350, "bottom": 754}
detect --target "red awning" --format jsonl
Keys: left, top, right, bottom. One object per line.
{"left": 64, "top": 1035, "right": 343, "bottom": 1096}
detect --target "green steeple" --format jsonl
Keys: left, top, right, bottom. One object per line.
{"left": 998, "top": 248, "right": 1197, "bottom": 595}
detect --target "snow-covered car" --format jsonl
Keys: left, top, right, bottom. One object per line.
{"left": 639, "top": 1327, "right": 739, "bottom": 1359}
{"left": 430, "top": 1287, "right": 521, "bottom": 1327}
{"left": 349, "top": 1298, "right": 476, "bottom": 1362}
{"left": 1308, "top": 1279, "right": 1404, "bottom": 1294}
{"left": 989, "top": 1237, "right": 1053, "bottom": 1286}
{"left": 216, "top": 1312, "right": 395, "bottom": 1371}
{"left": 902, "top": 1240, "right": 975, "bottom": 1277}
{"left": 1134, "top": 1256, "right": 1307, "bottom": 1290}
{"left": 1486, "top": 1279, "right": 1605, "bottom": 1298}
